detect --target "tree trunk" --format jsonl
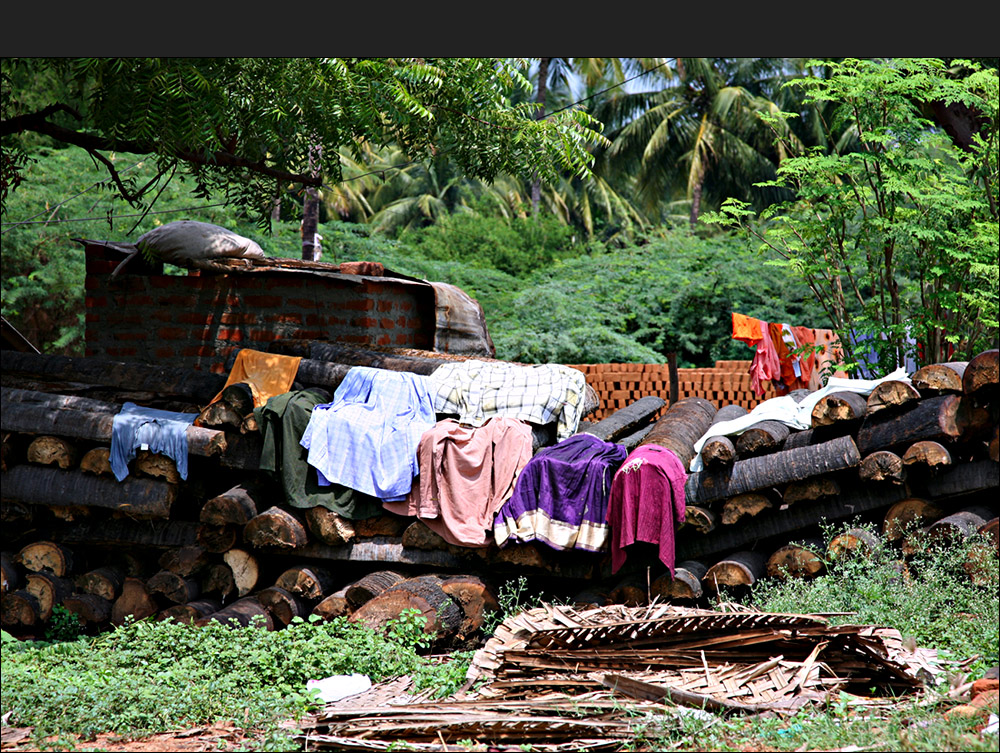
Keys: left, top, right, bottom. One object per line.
{"left": 75, "top": 566, "right": 124, "bottom": 601}
{"left": 827, "top": 528, "right": 880, "bottom": 561}
{"left": 134, "top": 450, "right": 181, "bottom": 483}
{"left": 858, "top": 450, "right": 905, "bottom": 484}
{"left": 962, "top": 349, "right": 998, "bottom": 396}
{"left": 650, "top": 560, "right": 707, "bottom": 601}
{"left": 811, "top": 391, "right": 868, "bottom": 427}
{"left": 734, "top": 421, "right": 790, "bottom": 458}
{"left": 201, "top": 483, "right": 262, "bottom": 526}
{"left": 964, "top": 517, "right": 998, "bottom": 586}
{"left": 703, "top": 551, "right": 766, "bottom": 593}
{"left": 26, "top": 435, "right": 78, "bottom": 469}
{"left": 196, "top": 597, "right": 274, "bottom": 630}
{"left": 147, "top": 570, "right": 200, "bottom": 604}
{"left": 25, "top": 571, "right": 74, "bottom": 621}
{"left": 301, "top": 143, "right": 323, "bottom": 261}
{"left": 222, "top": 549, "right": 259, "bottom": 597}
{"left": 856, "top": 394, "right": 968, "bottom": 454}
{"left": 530, "top": 58, "right": 550, "bottom": 217}
{"left": 349, "top": 575, "right": 462, "bottom": 642}
{"left": 16, "top": 541, "right": 74, "bottom": 576}
{"left": 3, "top": 465, "right": 177, "bottom": 518}
{"left": 609, "top": 572, "right": 649, "bottom": 607}
{"left": 927, "top": 507, "right": 994, "bottom": 544}
{"left": 720, "top": 493, "right": 774, "bottom": 525}
{"left": 783, "top": 477, "right": 840, "bottom": 506}
{"left": 901, "top": 441, "right": 952, "bottom": 473}
{"left": 62, "top": 593, "right": 112, "bottom": 625}
{"left": 312, "top": 586, "right": 352, "bottom": 621}
{"left": 158, "top": 546, "right": 210, "bottom": 578}
{"left": 243, "top": 506, "right": 308, "bottom": 551}
{"left": 681, "top": 505, "right": 716, "bottom": 534}
{"left": 866, "top": 380, "right": 922, "bottom": 415}
{"left": 700, "top": 436, "right": 736, "bottom": 469}
{"left": 686, "top": 435, "right": 861, "bottom": 506}
{"left": 882, "top": 498, "right": 946, "bottom": 542}
{"left": 345, "top": 570, "right": 406, "bottom": 609}
{"left": 158, "top": 598, "right": 222, "bottom": 625}
{"left": 581, "top": 395, "right": 665, "bottom": 442}
{"left": 639, "top": 396, "right": 717, "bottom": 468}
{"left": 304, "top": 506, "right": 357, "bottom": 545}
{"left": 199, "top": 563, "right": 237, "bottom": 601}
{"left": 766, "top": 538, "right": 825, "bottom": 580}
{"left": 194, "top": 401, "right": 243, "bottom": 431}
{"left": 911, "top": 362, "right": 966, "bottom": 394}
{"left": 256, "top": 586, "right": 307, "bottom": 627}
{"left": 440, "top": 575, "right": 499, "bottom": 639}
{"left": 2, "top": 590, "right": 41, "bottom": 628}
{"left": 197, "top": 525, "right": 238, "bottom": 554}
{"left": 111, "top": 577, "right": 159, "bottom": 625}
{"left": 79, "top": 447, "right": 113, "bottom": 476}
{"left": 275, "top": 566, "right": 337, "bottom": 601}
{"left": 354, "top": 513, "right": 409, "bottom": 538}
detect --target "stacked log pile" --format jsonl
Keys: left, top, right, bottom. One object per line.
{"left": 2, "top": 348, "right": 997, "bottom": 644}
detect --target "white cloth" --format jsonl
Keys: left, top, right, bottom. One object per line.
{"left": 306, "top": 673, "right": 372, "bottom": 704}
{"left": 689, "top": 367, "right": 911, "bottom": 472}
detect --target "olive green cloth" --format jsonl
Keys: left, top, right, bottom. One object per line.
{"left": 254, "top": 388, "right": 381, "bottom": 519}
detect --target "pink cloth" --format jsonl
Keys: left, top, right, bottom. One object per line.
{"left": 607, "top": 444, "right": 687, "bottom": 575}
{"left": 749, "top": 319, "right": 781, "bottom": 397}
{"left": 383, "top": 417, "right": 532, "bottom": 547}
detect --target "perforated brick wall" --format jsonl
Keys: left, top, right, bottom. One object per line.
{"left": 84, "top": 244, "right": 436, "bottom": 373}
{"left": 565, "top": 361, "right": 777, "bottom": 421}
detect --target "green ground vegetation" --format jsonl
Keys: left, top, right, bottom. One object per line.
{"left": 1, "top": 522, "right": 996, "bottom": 752}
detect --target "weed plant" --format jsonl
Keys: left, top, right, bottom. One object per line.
{"left": 0, "top": 610, "right": 470, "bottom": 747}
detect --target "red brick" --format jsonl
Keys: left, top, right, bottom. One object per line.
{"left": 285, "top": 297, "right": 320, "bottom": 309}
{"left": 86, "top": 296, "right": 108, "bottom": 309}
{"left": 155, "top": 347, "right": 175, "bottom": 359}
{"left": 395, "top": 333, "right": 409, "bottom": 345}
{"left": 113, "top": 331, "right": 148, "bottom": 341}
{"left": 305, "top": 314, "right": 326, "bottom": 326}
{"left": 399, "top": 301, "right": 413, "bottom": 312}
{"left": 85, "top": 313, "right": 100, "bottom": 323}
{"left": 377, "top": 334, "right": 391, "bottom": 346}
{"left": 291, "top": 329, "right": 326, "bottom": 340}
{"left": 177, "top": 312, "right": 213, "bottom": 325}
{"left": 182, "top": 345, "right": 218, "bottom": 357}
{"left": 377, "top": 299, "right": 395, "bottom": 313}
{"left": 105, "top": 346, "right": 137, "bottom": 357}
{"left": 85, "top": 277, "right": 102, "bottom": 291}
{"left": 379, "top": 317, "right": 396, "bottom": 329}
{"left": 396, "top": 315, "right": 406, "bottom": 327}
{"left": 405, "top": 318, "right": 422, "bottom": 329}
{"left": 158, "top": 294, "right": 200, "bottom": 307}
{"left": 220, "top": 312, "right": 257, "bottom": 325}
{"left": 247, "top": 329, "right": 277, "bottom": 343}
{"left": 243, "top": 294, "right": 283, "bottom": 308}
{"left": 215, "top": 328, "right": 244, "bottom": 342}
{"left": 86, "top": 259, "right": 117, "bottom": 275}
{"left": 264, "top": 312, "right": 303, "bottom": 325}
{"left": 342, "top": 299, "right": 375, "bottom": 312}
{"left": 158, "top": 327, "right": 187, "bottom": 340}
{"left": 209, "top": 363, "right": 225, "bottom": 374}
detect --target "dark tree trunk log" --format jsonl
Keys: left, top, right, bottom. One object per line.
{"left": 912, "top": 362, "right": 967, "bottom": 394}
{"left": 700, "top": 436, "right": 736, "bottom": 469}
{"left": 312, "top": 586, "right": 351, "bottom": 621}
{"left": 217, "top": 382, "right": 255, "bottom": 418}
{"left": 1, "top": 553, "right": 21, "bottom": 594}
{"left": 79, "top": 447, "right": 113, "bottom": 476}
{"left": 866, "top": 381, "right": 922, "bottom": 415}
{"left": 27, "top": 435, "right": 78, "bottom": 469}
{"left": 25, "top": 571, "right": 73, "bottom": 621}
{"left": 686, "top": 435, "right": 861, "bottom": 506}
{"left": 901, "top": 441, "right": 952, "bottom": 472}
{"left": 1, "top": 351, "right": 227, "bottom": 403}
{"left": 882, "top": 498, "right": 946, "bottom": 542}
{"left": 16, "top": 541, "right": 74, "bottom": 576}
{"left": 345, "top": 570, "right": 406, "bottom": 609}
{"left": 927, "top": 507, "right": 994, "bottom": 544}
{"left": 720, "top": 493, "right": 774, "bottom": 525}
{"left": 735, "top": 421, "right": 790, "bottom": 458}
{"left": 681, "top": 506, "right": 716, "bottom": 534}
{"left": 354, "top": 513, "right": 409, "bottom": 538}
{"left": 256, "top": 586, "right": 307, "bottom": 627}
{"left": 75, "top": 566, "right": 124, "bottom": 601}
{"left": 111, "top": 577, "right": 159, "bottom": 625}
{"left": 147, "top": 570, "right": 200, "bottom": 604}
{"left": 158, "top": 598, "right": 222, "bottom": 625}
{"left": 856, "top": 394, "right": 969, "bottom": 454}
{"left": 3, "top": 465, "right": 176, "bottom": 518}
{"left": 703, "top": 551, "right": 766, "bottom": 593}
{"left": 2, "top": 590, "right": 41, "bottom": 628}
{"left": 963, "top": 349, "right": 998, "bottom": 396}
{"left": 402, "top": 521, "right": 451, "bottom": 551}
{"left": 650, "top": 560, "right": 707, "bottom": 601}
{"left": 158, "top": 546, "right": 210, "bottom": 578}
{"left": 858, "top": 451, "right": 905, "bottom": 484}
{"left": 811, "top": 391, "right": 868, "bottom": 427}
{"left": 194, "top": 401, "right": 242, "bottom": 431}
{"left": 964, "top": 518, "right": 999, "bottom": 586}
{"left": 783, "top": 477, "right": 840, "bottom": 506}
{"left": 766, "top": 538, "right": 825, "bottom": 580}
{"left": 440, "top": 575, "right": 499, "bottom": 639}
{"left": 350, "top": 575, "right": 462, "bottom": 642}
{"left": 201, "top": 483, "right": 262, "bottom": 526}
{"left": 609, "top": 572, "right": 649, "bottom": 607}
{"left": 274, "top": 566, "right": 337, "bottom": 601}
{"left": 62, "top": 593, "right": 112, "bottom": 625}
{"left": 243, "top": 506, "right": 308, "bottom": 551}
{"left": 196, "top": 597, "right": 275, "bottom": 630}
{"left": 639, "top": 397, "right": 717, "bottom": 468}
{"left": 827, "top": 528, "right": 880, "bottom": 561}
{"left": 200, "top": 564, "right": 237, "bottom": 601}
{"left": 196, "top": 525, "right": 238, "bottom": 554}
{"left": 134, "top": 450, "right": 181, "bottom": 484}
{"left": 582, "top": 396, "right": 665, "bottom": 443}
{"left": 304, "top": 506, "right": 357, "bottom": 545}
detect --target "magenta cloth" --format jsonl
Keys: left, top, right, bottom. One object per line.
{"left": 606, "top": 443, "right": 687, "bottom": 575}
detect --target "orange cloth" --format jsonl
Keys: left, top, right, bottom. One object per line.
{"left": 810, "top": 329, "right": 847, "bottom": 389}
{"left": 210, "top": 348, "right": 302, "bottom": 408}
{"left": 790, "top": 326, "right": 816, "bottom": 387}
{"left": 732, "top": 312, "right": 764, "bottom": 346}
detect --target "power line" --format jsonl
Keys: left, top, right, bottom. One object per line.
{"left": 2, "top": 202, "right": 232, "bottom": 230}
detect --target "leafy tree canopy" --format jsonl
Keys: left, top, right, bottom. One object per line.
{"left": 1, "top": 58, "right": 607, "bottom": 225}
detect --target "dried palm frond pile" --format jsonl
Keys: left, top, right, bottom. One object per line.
{"left": 299, "top": 603, "right": 939, "bottom": 751}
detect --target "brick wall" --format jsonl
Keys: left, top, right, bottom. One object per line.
{"left": 566, "top": 360, "right": 778, "bottom": 421}
{"left": 84, "top": 244, "right": 436, "bottom": 373}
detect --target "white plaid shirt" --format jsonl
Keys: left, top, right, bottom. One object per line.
{"left": 427, "top": 360, "right": 586, "bottom": 441}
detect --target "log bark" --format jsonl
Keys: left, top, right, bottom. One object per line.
{"left": 766, "top": 539, "right": 825, "bottom": 580}
{"left": 866, "top": 380, "right": 922, "bottom": 415}
{"left": 783, "top": 477, "right": 840, "bottom": 506}
{"left": 828, "top": 527, "right": 880, "bottom": 561}
{"left": 201, "top": 483, "right": 262, "bottom": 526}
{"left": 686, "top": 435, "right": 861, "bottom": 506}
{"left": 1, "top": 388, "right": 226, "bottom": 457}
{"left": 1, "top": 351, "right": 227, "bottom": 403}
{"left": 158, "top": 546, "right": 210, "bottom": 578}
{"left": 350, "top": 575, "right": 463, "bottom": 641}
{"left": 256, "top": 586, "right": 307, "bottom": 627}
{"left": 312, "top": 586, "right": 352, "bottom": 621}
{"left": 200, "top": 563, "right": 237, "bottom": 601}
{"left": 134, "top": 450, "right": 181, "bottom": 484}
{"left": 1, "top": 590, "right": 41, "bottom": 628}
{"left": 194, "top": 401, "right": 243, "bottom": 431}
{"left": 401, "top": 521, "right": 451, "bottom": 551}
{"left": 700, "top": 436, "right": 736, "bottom": 469}
{"left": 61, "top": 593, "right": 112, "bottom": 625}
{"left": 609, "top": 572, "right": 649, "bottom": 607}
{"left": 25, "top": 571, "right": 74, "bottom": 621}
{"left": 243, "top": 506, "right": 308, "bottom": 551}
{"left": 912, "top": 362, "right": 967, "bottom": 394}
{"left": 240, "top": 413, "right": 260, "bottom": 434}
{"left": 2, "top": 465, "right": 176, "bottom": 519}
{"left": 345, "top": 570, "right": 406, "bottom": 609}
{"left": 901, "top": 441, "right": 952, "bottom": 473}
{"left": 883, "top": 498, "right": 946, "bottom": 542}
{"left": 158, "top": 598, "right": 223, "bottom": 625}
{"left": 440, "top": 575, "right": 499, "bottom": 638}
{"left": 681, "top": 506, "right": 716, "bottom": 535}
{"left": 703, "top": 551, "right": 767, "bottom": 593}
{"left": 304, "top": 506, "right": 357, "bottom": 545}
{"left": 147, "top": 570, "right": 200, "bottom": 604}
{"left": 963, "top": 349, "right": 999, "bottom": 396}
{"left": 639, "top": 397, "right": 717, "bottom": 469}
{"left": 16, "top": 541, "right": 74, "bottom": 576}
{"left": 856, "top": 394, "right": 970, "bottom": 454}
{"left": 79, "top": 447, "right": 113, "bottom": 476}
{"left": 858, "top": 451, "right": 905, "bottom": 484}
{"left": 26, "top": 435, "right": 78, "bottom": 469}
{"left": 811, "top": 391, "right": 868, "bottom": 428}
{"left": 650, "top": 560, "right": 707, "bottom": 601}
{"left": 111, "top": 577, "right": 159, "bottom": 625}
{"left": 196, "top": 597, "right": 274, "bottom": 630}
{"left": 196, "top": 525, "right": 239, "bottom": 554}
{"left": 582, "top": 396, "right": 665, "bottom": 442}
{"left": 927, "top": 507, "right": 994, "bottom": 544}
{"left": 217, "top": 382, "right": 255, "bottom": 418}
{"left": 734, "top": 421, "right": 790, "bottom": 459}
{"left": 75, "top": 566, "right": 124, "bottom": 601}
{"left": 222, "top": 549, "right": 259, "bottom": 597}
{"left": 354, "top": 513, "right": 409, "bottom": 538}
{"left": 720, "top": 493, "right": 774, "bottom": 525}
{"left": 274, "top": 566, "right": 337, "bottom": 601}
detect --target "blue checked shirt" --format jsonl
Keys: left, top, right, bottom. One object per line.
{"left": 427, "top": 361, "right": 587, "bottom": 441}
{"left": 299, "top": 366, "right": 436, "bottom": 501}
